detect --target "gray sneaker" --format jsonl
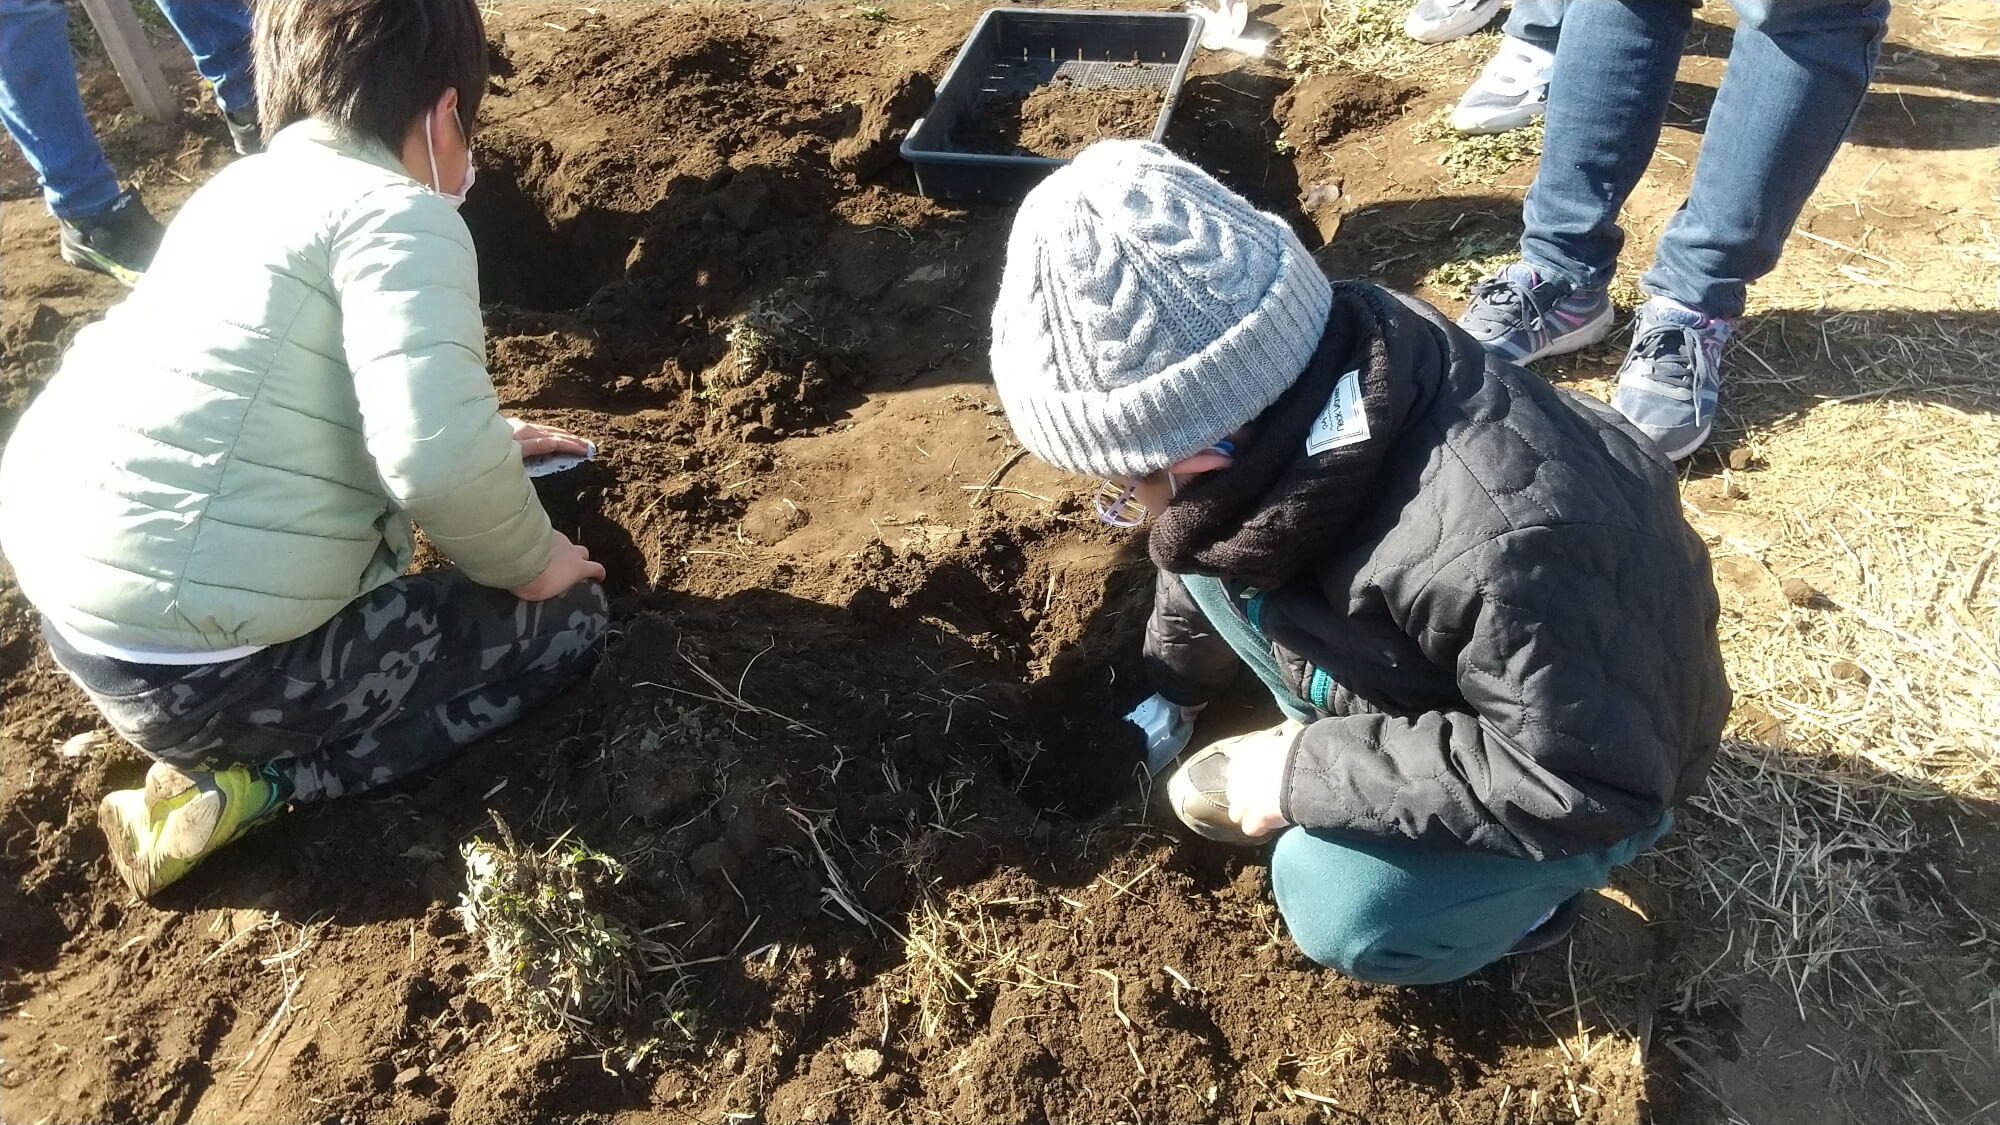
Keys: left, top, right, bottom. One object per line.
{"left": 1611, "top": 298, "right": 1731, "bottom": 461}
{"left": 1404, "top": 0, "right": 1504, "bottom": 43}
{"left": 1456, "top": 262, "right": 1615, "bottom": 364}
{"left": 1450, "top": 36, "right": 1554, "bottom": 135}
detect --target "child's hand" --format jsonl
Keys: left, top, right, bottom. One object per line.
{"left": 511, "top": 531, "right": 606, "bottom": 601}
{"left": 1224, "top": 723, "right": 1298, "bottom": 838}
{"left": 507, "top": 417, "right": 593, "bottom": 458}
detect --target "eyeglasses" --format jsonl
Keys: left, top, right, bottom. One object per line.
{"left": 1094, "top": 477, "right": 1148, "bottom": 527}
{"left": 1094, "top": 441, "right": 1234, "bottom": 528}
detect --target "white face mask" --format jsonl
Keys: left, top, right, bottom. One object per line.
{"left": 425, "top": 108, "right": 475, "bottom": 208}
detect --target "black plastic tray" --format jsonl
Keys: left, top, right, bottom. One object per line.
{"left": 900, "top": 7, "right": 1202, "bottom": 204}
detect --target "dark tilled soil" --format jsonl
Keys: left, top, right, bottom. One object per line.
{"left": 951, "top": 78, "right": 1170, "bottom": 158}
{"left": 2, "top": 4, "right": 1698, "bottom": 1124}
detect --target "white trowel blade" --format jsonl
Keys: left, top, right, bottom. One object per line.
{"left": 523, "top": 441, "right": 598, "bottom": 479}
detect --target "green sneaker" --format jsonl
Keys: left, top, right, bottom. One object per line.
{"left": 223, "top": 103, "right": 262, "bottom": 156}
{"left": 98, "top": 760, "right": 291, "bottom": 898}
{"left": 57, "top": 189, "right": 164, "bottom": 285}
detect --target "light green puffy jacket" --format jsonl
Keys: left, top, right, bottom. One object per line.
{"left": 0, "top": 119, "right": 555, "bottom": 652}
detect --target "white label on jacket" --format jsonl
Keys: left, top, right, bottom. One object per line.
{"left": 1305, "top": 369, "right": 1370, "bottom": 456}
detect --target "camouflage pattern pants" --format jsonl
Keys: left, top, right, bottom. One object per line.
{"left": 46, "top": 570, "right": 608, "bottom": 801}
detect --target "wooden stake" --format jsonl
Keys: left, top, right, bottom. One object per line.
{"left": 76, "top": 0, "right": 177, "bottom": 123}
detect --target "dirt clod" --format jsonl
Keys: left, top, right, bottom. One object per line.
{"left": 1781, "top": 577, "right": 1824, "bottom": 606}
{"left": 831, "top": 70, "right": 936, "bottom": 178}
{"left": 842, "top": 1047, "right": 885, "bottom": 1079}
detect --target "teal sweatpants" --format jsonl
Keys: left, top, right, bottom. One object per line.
{"left": 1178, "top": 575, "right": 1673, "bottom": 984}
{"left": 1271, "top": 815, "right": 1673, "bottom": 984}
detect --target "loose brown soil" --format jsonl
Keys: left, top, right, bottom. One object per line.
{"left": 4, "top": 4, "right": 1995, "bottom": 1125}
{"left": 952, "top": 78, "right": 1170, "bottom": 158}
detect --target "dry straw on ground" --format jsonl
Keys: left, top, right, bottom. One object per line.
{"left": 1711, "top": 315, "right": 2000, "bottom": 791}
{"left": 1664, "top": 213, "right": 2000, "bottom": 1118}
{"left": 1304, "top": 4, "right": 2000, "bottom": 1117}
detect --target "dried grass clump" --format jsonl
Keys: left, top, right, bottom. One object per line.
{"left": 458, "top": 814, "right": 644, "bottom": 1031}
{"left": 898, "top": 882, "right": 1123, "bottom": 1041}
{"left": 898, "top": 887, "right": 1057, "bottom": 1040}
{"left": 1656, "top": 745, "right": 1999, "bottom": 1120}
{"left": 1665, "top": 745, "right": 1945, "bottom": 1006}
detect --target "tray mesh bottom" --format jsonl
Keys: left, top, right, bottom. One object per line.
{"left": 975, "top": 55, "right": 1181, "bottom": 96}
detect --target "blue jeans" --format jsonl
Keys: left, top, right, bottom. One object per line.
{"left": 1501, "top": 0, "right": 1566, "bottom": 51}
{"left": 0, "top": 0, "right": 252, "bottom": 220}
{"left": 1273, "top": 814, "right": 1675, "bottom": 984}
{"left": 1519, "top": 0, "right": 1889, "bottom": 318}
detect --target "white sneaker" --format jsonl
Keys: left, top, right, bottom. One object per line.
{"left": 1404, "top": 0, "right": 1505, "bottom": 43}
{"left": 1449, "top": 35, "right": 1555, "bottom": 134}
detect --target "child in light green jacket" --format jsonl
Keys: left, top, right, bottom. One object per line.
{"left": 0, "top": 0, "right": 608, "bottom": 898}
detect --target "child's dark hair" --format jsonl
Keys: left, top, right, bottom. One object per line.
{"left": 254, "top": 0, "right": 488, "bottom": 153}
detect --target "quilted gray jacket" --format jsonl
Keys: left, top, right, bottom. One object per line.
{"left": 1145, "top": 284, "right": 1730, "bottom": 861}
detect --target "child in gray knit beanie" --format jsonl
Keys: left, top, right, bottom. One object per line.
{"left": 990, "top": 141, "right": 1332, "bottom": 480}
{"left": 987, "top": 140, "right": 1729, "bottom": 986}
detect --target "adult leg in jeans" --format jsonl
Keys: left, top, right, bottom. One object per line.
{"left": 1500, "top": 0, "right": 1566, "bottom": 52}
{"left": 151, "top": 0, "right": 254, "bottom": 116}
{"left": 0, "top": 0, "right": 121, "bottom": 220}
{"left": 1641, "top": 0, "right": 1887, "bottom": 318}
{"left": 1271, "top": 814, "right": 1675, "bottom": 984}
{"left": 1518, "top": 0, "right": 1693, "bottom": 292}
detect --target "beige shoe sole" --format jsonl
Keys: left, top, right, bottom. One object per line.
{"left": 1165, "top": 754, "right": 1262, "bottom": 847}
{"left": 99, "top": 763, "right": 220, "bottom": 898}
{"left": 98, "top": 790, "right": 161, "bottom": 898}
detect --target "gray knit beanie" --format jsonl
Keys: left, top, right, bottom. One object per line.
{"left": 990, "top": 140, "right": 1333, "bottom": 479}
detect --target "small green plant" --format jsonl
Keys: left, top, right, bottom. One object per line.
{"left": 722, "top": 291, "right": 815, "bottom": 382}
{"left": 1330, "top": 0, "right": 1409, "bottom": 50}
{"left": 1281, "top": 1, "right": 1434, "bottom": 80}
{"left": 1419, "top": 227, "right": 1518, "bottom": 299}
{"left": 723, "top": 319, "right": 774, "bottom": 383}
{"left": 720, "top": 280, "right": 855, "bottom": 383}
{"left": 458, "top": 815, "right": 641, "bottom": 1031}
{"left": 856, "top": 4, "right": 890, "bottom": 22}
{"left": 1412, "top": 109, "right": 1543, "bottom": 183}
